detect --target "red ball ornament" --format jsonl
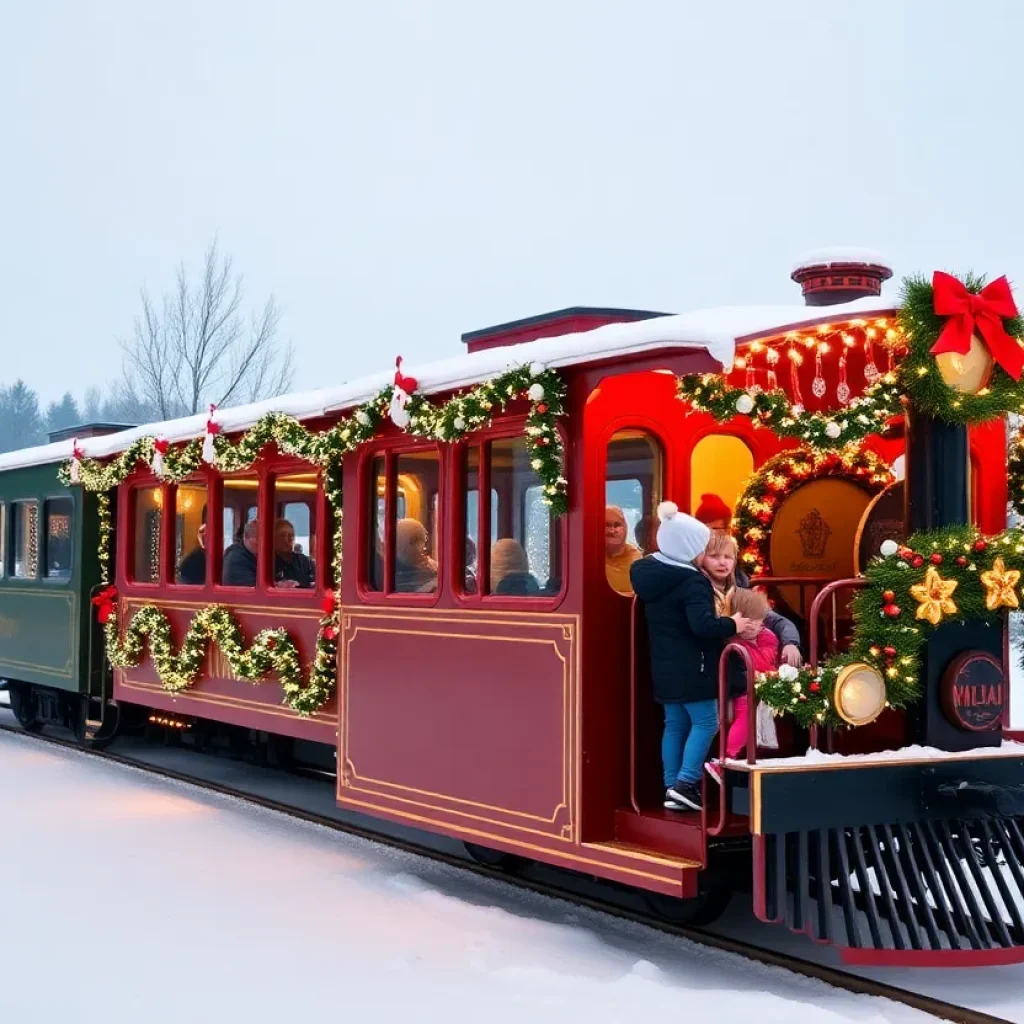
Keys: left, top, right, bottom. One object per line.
{"left": 536, "top": 403, "right": 548, "bottom": 415}
{"left": 537, "top": 436, "right": 550, "bottom": 446}
{"left": 975, "top": 539, "right": 988, "bottom": 552}
{"left": 881, "top": 590, "right": 896, "bottom": 603}
{"left": 883, "top": 646, "right": 897, "bottom": 659}
{"left": 912, "top": 555, "right": 925, "bottom": 568}
{"left": 809, "top": 681, "right": 821, "bottom": 694}
{"left": 930, "top": 552, "right": 943, "bottom": 565}
{"left": 899, "top": 546, "right": 913, "bottom": 560}
{"left": 955, "top": 555, "right": 968, "bottom": 567}
{"left": 757, "top": 511, "right": 772, "bottom": 524}
{"left": 883, "top": 604, "right": 902, "bottom": 618}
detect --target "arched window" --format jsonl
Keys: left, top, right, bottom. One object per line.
{"left": 689, "top": 434, "right": 754, "bottom": 521}
{"left": 605, "top": 430, "right": 663, "bottom": 594}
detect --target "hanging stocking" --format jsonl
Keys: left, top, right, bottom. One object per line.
{"left": 836, "top": 350, "right": 851, "bottom": 405}
{"left": 69, "top": 439, "right": 83, "bottom": 485}
{"left": 788, "top": 348, "right": 805, "bottom": 414}
{"left": 202, "top": 405, "right": 220, "bottom": 465}
{"left": 811, "top": 344, "right": 827, "bottom": 399}
{"left": 765, "top": 348, "right": 779, "bottom": 391}
{"left": 863, "top": 333, "right": 880, "bottom": 384}
{"left": 745, "top": 352, "right": 760, "bottom": 394}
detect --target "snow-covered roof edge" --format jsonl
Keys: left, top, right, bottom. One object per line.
{"left": 792, "top": 246, "right": 891, "bottom": 272}
{"left": 0, "top": 293, "right": 899, "bottom": 473}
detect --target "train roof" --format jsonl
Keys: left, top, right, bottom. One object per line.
{"left": 0, "top": 292, "right": 898, "bottom": 473}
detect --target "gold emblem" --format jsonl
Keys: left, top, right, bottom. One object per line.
{"left": 797, "top": 508, "right": 832, "bottom": 559}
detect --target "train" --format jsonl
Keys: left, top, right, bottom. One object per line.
{"left": 3, "top": 248, "right": 1024, "bottom": 967}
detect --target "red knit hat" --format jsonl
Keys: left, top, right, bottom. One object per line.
{"left": 694, "top": 493, "right": 732, "bottom": 525}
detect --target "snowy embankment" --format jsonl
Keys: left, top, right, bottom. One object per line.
{"left": 0, "top": 731, "right": 924, "bottom": 1023}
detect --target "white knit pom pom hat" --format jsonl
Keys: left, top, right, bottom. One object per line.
{"left": 655, "top": 501, "right": 710, "bottom": 567}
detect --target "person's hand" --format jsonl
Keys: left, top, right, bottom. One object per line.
{"left": 275, "top": 579, "right": 300, "bottom": 589}
{"left": 781, "top": 644, "right": 802, "bottom": 667}
{"left": 197, "top": 524, "right": 206, "bottom": 550}
{"left": 731, "top": 612, "right": 755, "bottom": 638}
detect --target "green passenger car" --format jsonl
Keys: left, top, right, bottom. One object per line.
{"left": 0, "top": 459, "right": 107, "bottom": 741}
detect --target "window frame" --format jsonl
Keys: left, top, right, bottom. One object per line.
{"left": 357, "top": 438, "right": 443, "bottom": 607}
{"left": 452, "top": 419, "right": 568, "bottom": 611}
{"left": 42, "top": 493, "right": 75, "bottom": 584}
{"left": 124, "top": 481, "right": 168, "bottom": 589}
{"left": 8, "top": 498, "right": 39, "bottom": 581}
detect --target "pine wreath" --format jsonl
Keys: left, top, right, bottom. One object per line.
{"left": 733, "top": 446, "right": 895, "bottom": 578}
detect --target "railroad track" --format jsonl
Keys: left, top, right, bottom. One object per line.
{"left": 0, "top": 720, "right": 1012, "bottom": 1024}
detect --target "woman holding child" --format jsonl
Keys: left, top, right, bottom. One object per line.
{"left": 630, "top": 501, "right": 803, "bottom": 811}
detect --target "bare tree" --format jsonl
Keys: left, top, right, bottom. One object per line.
{"left": 120, "top": 240, "right": 294, "bottom": 418}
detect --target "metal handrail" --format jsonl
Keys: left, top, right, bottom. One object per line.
{"left": 629, "top": 596, "right": 642, "bottom": 814}
{"left": 808, "top": 577, "right": 868, "bottom": 669}
{"left": 708, "top": 641, "right": 755, "bottom": 836}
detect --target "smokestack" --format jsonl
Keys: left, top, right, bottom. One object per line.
{"left": 791, "top": 248, "right": 893, "bottom": 307}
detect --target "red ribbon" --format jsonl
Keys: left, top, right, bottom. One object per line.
{"left": 206, "top": 404, "right": 220, "bottom": 436}
{"left": 153, "top": 437, "right": 170, "bottom": 455}
{"left": 930, "top": 271, "right": 1024, "bottom": 381}
{"left": 394, "top": 355, "right": 418, "bottom": 394}
{"left": 91, "top": 586, "right": 118, "bottom": 624}
{"left": 321, "top": 594, "right": 337, "bottom": 616}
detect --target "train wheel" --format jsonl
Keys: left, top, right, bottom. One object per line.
{"left": 8, "top": 686, "right": 43, "bottom": 733}
{"left": 464, "top": 843, "right": 525, "bottom": 871}
{"left": 642, "top": 880, "right": 732, "bottom": 927}
{"left": 71, "top": 697, "right": 119, "bottom": 750}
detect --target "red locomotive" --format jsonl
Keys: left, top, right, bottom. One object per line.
{"left": 5, "top": 249, "right": 1024, "bottom": 966}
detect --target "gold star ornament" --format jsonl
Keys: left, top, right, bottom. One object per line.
{"left": 909, "top": 566, "right": 959, "bottom": 625}
{"left": 980, "top": 556, "right": 1021, "bottom": 611}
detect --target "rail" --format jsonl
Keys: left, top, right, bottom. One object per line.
{"left": 708, "top": 641, "right": 755, "bottom": 836}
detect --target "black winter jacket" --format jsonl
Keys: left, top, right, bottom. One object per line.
{"left": 630, "top": 557, "right": 737, "bottom": 704}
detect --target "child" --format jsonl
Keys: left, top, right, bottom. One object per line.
{"left": 630, "top": 502, "right": 756, "bottom": 812}
{"left": 723, "top": 587, "right": 779, "bottom": 760}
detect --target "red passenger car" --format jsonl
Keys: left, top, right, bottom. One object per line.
{"left": 22, "top": 251, "right": 1024, "bottom": 966}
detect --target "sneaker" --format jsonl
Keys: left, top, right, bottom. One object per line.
{"left": 667, "top": 781, "right": 703, "bottom": 811}
{"left": 664, "top": 789, "right": 687, "bottom": 811}
{"left": 706, "top": 761, "right": 724, "bottom": 787}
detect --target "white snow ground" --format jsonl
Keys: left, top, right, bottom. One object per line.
{"left": 0, "top": 731, "right": 925, "bottom": 1024}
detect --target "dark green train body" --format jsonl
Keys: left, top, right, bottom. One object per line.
{"left": 0, "top": 460, "right": 106, "bottom": 739}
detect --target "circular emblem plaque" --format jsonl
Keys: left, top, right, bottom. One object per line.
{"left": 940, "top": 651, "right": 1005, "bottom": 732}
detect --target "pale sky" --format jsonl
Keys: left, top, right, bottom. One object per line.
{"left": 4, "top": 0, "right": 1023, "bottom": 406}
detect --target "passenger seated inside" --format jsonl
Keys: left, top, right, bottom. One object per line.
{"left": 177, "top": 507, "right": 207, "bottom": 584}
{"left": 273, "top": 518, "right": 315, "bottom": 589}
{"left": 223, "top": 519, "right": 258, "bottom": 587}
{"left": 490, "top": 538, "right": 540, "bottom": 596}
{"left": 700, "top": 530, "right": 802, "bottom": 667}
{"left": 694, "top": 492, "right": 733, "bottom": 532}
{"left": 605, "top": 505, "right": 641, "bottom": 594}
{"left": 395, "top": 518, "right": 437, "bottom": 593}
{"left": 634, "top": 514, "right": 658, "bottom": 556}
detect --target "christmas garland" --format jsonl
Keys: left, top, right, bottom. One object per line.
{"left": 66, "top": 362, "right": 567, "bottom": 717}
{"left": 733, "top": 446, "right": 894, "bottom": 577}
{"left": 100, "top": 599, "right": 338, "bottom": 716}
{"left": 755, "top": 525, "right": 1022, "bottom": 728}
{"left": 678, "top": 372, "right": 903, "bottom": 449}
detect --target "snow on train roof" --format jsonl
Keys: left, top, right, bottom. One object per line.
{"left": 0, "top": 292, "right": 897, "bottom": 473}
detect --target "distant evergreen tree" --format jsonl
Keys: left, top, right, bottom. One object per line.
{"left": 0, "top": 380, "right": 46, "bottom": 453}
{"left": 45, "top": 392, "right": 81, "bottom": 436}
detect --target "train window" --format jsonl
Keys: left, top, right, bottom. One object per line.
{"left": 175, "top": 482, "right": 208, "bottom": 585}
{"left": 44, "top": 498, "right": 73, "bottom": 579}
{"left": 606, "top": 430, "right": 663, "bottom": 594}
{"left": 131, "top": 487, "right": 162, "bottom": 584}
{"left": 393, "top": 451, "right": 439, "bottom": 594}
{"left": 689, "top": 434, "right": 753, "bottom": 521}
{"left": 220, "top": 475, "right": 259, "bottom": 587}
{"left": 461, "top": 446, "right": 499, "bottom": 594}
{"left": 10, "top": 501, "right": 38, "bottom": 579}
{"left": 273, "top": 471, "right": 319, "bottom": 589}
{"left": 486, "top": 437, "right": 560, "bottom": 598}
{"left": 367, "top": 455, "right": 385, "bottom": 592}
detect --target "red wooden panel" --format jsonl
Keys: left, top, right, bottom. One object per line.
{"left": 340, "top": 607, "right": 577, "bottom": 843}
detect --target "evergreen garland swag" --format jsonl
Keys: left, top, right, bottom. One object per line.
{"left": 756, "top": 524, "right": 1023, "bottom": 728}
{"left": 62, "top": 363, "right": 567, "bottom": 717}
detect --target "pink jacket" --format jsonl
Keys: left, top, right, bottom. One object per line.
{"left": 739, "top": 627, "right": 780, "bottom": 675}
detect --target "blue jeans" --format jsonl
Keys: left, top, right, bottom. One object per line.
{"left": 662, "top": 699, "right": 719, "bottom": 787}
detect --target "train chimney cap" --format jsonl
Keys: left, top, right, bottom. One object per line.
{"left": 791, "top": 247, "right": 893, "bottom": 307}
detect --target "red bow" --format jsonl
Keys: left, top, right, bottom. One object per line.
{"left": 321, "top": 594, "right": 337, "bottom": 616}
{"left": 91, "top": 586, "right": 118, "bottom": 624}
{"left": 153, "top": 436, "right": 170, "bottom": 455}
{"left": 394, "top": 356, "right": 417, "bottom": 395}
{"left": 931, "top": 271, "right": 1024, "bottom": 380}
{"left": 206, "top": 404, "right": 220, "bottom": 435}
